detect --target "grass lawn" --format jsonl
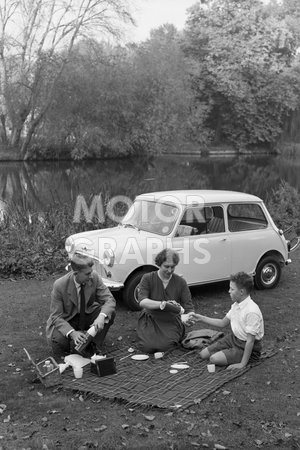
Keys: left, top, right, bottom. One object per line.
{"left": 0, "top": 249, "right": 299, "bottom": 450}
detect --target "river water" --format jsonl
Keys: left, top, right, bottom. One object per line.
{"left": 0, "top": 154, "right": 299, "bottom": 215}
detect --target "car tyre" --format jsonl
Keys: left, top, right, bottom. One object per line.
{"left": 123, "top": 269, "right": 155, "bottom": 311}
{"left": 255, "top": 256, "right": 281, "bottom": 289}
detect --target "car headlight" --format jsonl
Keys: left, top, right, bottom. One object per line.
{"left": 103, "top": 249, "right": 115, "bottom": 267}
{"left": 65, "top": 236, "right": 75, "bottom": 254}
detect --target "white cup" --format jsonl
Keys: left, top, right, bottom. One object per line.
{"left": 207, "top": 364, "right": 215, "bottom": 373}
{"left": 73, "top": 366, "right": 83, "bottom": 379}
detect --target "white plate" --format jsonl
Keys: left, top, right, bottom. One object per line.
{"left": 170, "top": 363, "right": 190, "bottom": 370}
{"left": 131, "top": 354, "right": 149, "bottom": 361}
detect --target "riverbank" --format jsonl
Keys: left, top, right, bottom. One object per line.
{"left": 2, "top": 141, "right": 299, "bottom": 161}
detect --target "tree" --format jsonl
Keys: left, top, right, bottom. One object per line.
{"left": 182, "top": 0, "right": 300, "bottom": 148}
{"left": 126, "top": 24, "right": 195, "bottom": 153}
{"left": 42, "top": 25, "right": 196, "bottom": 159}
{"left": 0, "top": 0, "right": 134, "bottom": 158}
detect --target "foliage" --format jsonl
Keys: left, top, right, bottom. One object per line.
{"left": 43, "top": 26, "right": 196, "bottom": 158}
{"left": 266, "top": 180, "right": 300, "bottom": 232}
{"left": 0, "top": 204, "right": 88, "bottom": 278}
{"left": 2, "top": 1, "right": 300, "bottom": 159}
{"left": 0, "top": 195, "right": 126, "bottom": 278}
{"left": 0, "top": 0, "right": 134, "bottom": 158}
{"left": 129, "top": 25, "right": 198, "bottom": 153}
{"left": 182, "top": 0, "right": 300, "bottom": 149}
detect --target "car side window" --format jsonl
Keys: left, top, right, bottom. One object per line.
{"left": 205, "top": 206, "right": 225, "bottom": 234}
{"left": 175, "top": 206, "right": 225, "bottom": 236}
{"left": 227, "top": 203, "right": 268, "bottom": 232}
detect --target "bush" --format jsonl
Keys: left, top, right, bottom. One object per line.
{"left": 266, "top": 181, "right": 300, "bottom": 234}
{"left": 0, "top": 203, "right": 108, "bottom": 279}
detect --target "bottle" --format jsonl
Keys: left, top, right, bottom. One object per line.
{"left": 43, "top": 360, "right": 54, "bottom": 373}
{"left": 75, "top": 325, "right": 97, "bottom": 355}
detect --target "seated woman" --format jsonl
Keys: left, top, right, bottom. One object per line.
{"left": 136, "top": 248, "right": 195, "bottom": 353}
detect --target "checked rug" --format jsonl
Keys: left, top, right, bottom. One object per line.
{"left": 62, "top": 345, "right": 277, "bottom": 410}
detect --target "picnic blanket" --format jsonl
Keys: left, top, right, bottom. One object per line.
{"left": 62, "top": 345, "right": 277, "bottom": 410}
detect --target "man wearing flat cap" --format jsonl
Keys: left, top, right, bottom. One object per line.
{"left": 46, "top": 253, "right": 116, "bottom": 361}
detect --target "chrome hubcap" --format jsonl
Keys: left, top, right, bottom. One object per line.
{"left": 261, "top": 263, "right": 277, "bottom": 286}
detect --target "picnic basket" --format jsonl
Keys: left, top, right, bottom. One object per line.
{"left": 24, "top": 349, "right": 61, "bottom": 387}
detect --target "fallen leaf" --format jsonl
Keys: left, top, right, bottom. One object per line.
{"left": 94, "top": 425, "right": 107, "bottom": 432}
{"left": 122, "top": 424, "right": 129, "bottom": 429}
{"left": 233, "top": 421, "right": 241, "bottom": 427}
{"left": 222, "top": 390, "right": 231, "bottom": 395}
{"left": 143, "top": 414, "right": 155, "bottom": 421}
{"left": 214, "top": 444, "right": 227, "bottom": 449}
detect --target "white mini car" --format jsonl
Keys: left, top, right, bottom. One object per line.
{"left": 65, "top": 190, "right": 299, "bottom": 310}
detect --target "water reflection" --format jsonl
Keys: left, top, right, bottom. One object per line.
{"left": 0, "top": 154, "right": 299, "bottom": 215}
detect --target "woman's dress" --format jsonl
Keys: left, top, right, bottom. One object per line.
{"left": 136, "top": 271, "right": 194, "bottom": 353}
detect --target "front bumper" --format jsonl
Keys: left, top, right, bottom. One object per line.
{"left": 66, "top": 249, "right": 124, "bottom": 291}
{"left": 102, "top": 277, "right": 124, "bottom": 291}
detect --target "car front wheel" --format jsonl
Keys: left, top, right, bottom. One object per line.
{"left": 254, "top": 256, "right": 281, "bottom": 289}
{"left": 122, "top": 269, "right": 155, "bottom": 311}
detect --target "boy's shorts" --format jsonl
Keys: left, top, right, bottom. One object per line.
{"left": 206, "top": 332, "right": 262, "bottom": 365}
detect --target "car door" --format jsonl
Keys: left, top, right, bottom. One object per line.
{"left": 227, "top": 202, "right": 270, "bottom": 274}
{"left": 172, "top": 205, "right": 231, "bottom": 285}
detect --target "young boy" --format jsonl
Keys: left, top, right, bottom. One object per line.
{"left": 194, "top": 272, "right": 264, "bottom": 369}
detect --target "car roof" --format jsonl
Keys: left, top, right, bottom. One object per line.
{"left": 135, "top": 190, "right": 263, "bottom": 206}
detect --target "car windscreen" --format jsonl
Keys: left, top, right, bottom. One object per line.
{"left": 121, "top": 200, "right": 180, "bottom": 235}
